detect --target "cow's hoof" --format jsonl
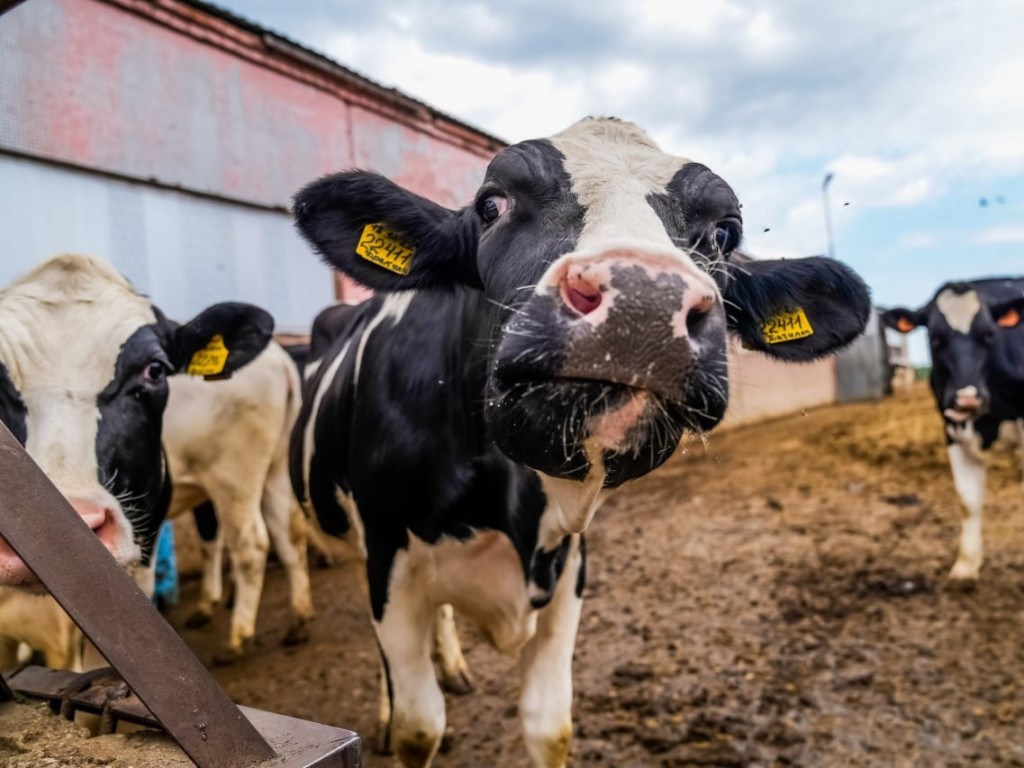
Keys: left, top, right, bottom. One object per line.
{"left": 212, "top": 638, "right": 253, "bottom": 666}
{"left": 185, "top": 611, "right": 212, "bottom": 630}
{"left": 949, "top": 561, "right": 980, "bottom": 583}
{"left": 281, "top": 618, "right": 312, "bottom": 647}
{"left": 439, "top": 667, "right": 474, "bottom": 696}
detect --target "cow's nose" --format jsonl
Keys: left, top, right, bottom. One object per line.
{"left": 557, "top": 254, "right": 718, "bottom": 337}
{"left": 954, "top": 385, "right": 983, "bottom": 411}
{"left": 69, "top": 498, "right": 115, "bottom": 532}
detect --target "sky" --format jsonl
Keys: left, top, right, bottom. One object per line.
{"left": 216, "top": 0, "right": 1024, "bottom": 363}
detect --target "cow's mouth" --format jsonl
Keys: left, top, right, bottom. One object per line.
{"left": 0, "top": 508, "right": 125, "bottom": 591}
{"left": 487, "top": 372, "right": 725, "bottom": 486}
{"left": 943, "top": 406, "right": 982, "bottom": 423}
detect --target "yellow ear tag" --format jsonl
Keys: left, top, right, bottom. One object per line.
{"left": 356, "top": 223, "right": 415, "bottom": 276}
{"left": 187, "top": 334, "right": 229, "bottom": 376}
{"left": 762, "top": 308, "right": 814, "bottom": 344}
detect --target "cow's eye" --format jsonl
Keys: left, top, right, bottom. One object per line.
{"left": 143, "top": 360, "right": 169, "bottom": 383}
{"left": 478, "top": 194, "right": 508, "bottom": 224}
{"left": 713, "top": 222, "right": 740, "bottom": 254}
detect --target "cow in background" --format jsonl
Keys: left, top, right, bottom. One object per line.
{"left": 0, "top": 341, "right": 314, "bottom": 668}
{"left": 291, "top": 117, "right": 872, "bottom": 767}
{"left": 883, "top": 277, "right": 1024, "bottom": 581}
{"left": 160, "top": 339, "right": 313, "bottom": 661}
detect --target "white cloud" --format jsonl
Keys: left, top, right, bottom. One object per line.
{"left": 972, "top": 225, "right": 1024, "bottom": 246}
{"left": 221, "top": 0, "right": 1024, "bottom": 285}
{"left": 899, "top": 231, "right": 939, "bottom": 249}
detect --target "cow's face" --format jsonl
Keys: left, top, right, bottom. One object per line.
{"left": 295, "top": 118, "right": 870, "bottom": 521}
{"left": 884, "top": 280, "right": 1024, "bottom": 422}
{"left": 0, "top": 255, "right": 273, "bottom": 589}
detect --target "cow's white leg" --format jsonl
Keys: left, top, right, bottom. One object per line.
{"left": 45, "top": 604, "right": 84, "bottom": 672}
{"left": 374, "top": 653, "right": 394, "bottom": 754}
{"left": 433, "top": 604, "right": 473, "bottom": 694}
{"left": 0, "top": 634, "right": 19, "bottom": 671}
{"left": 519, "top": 535, "right": 584, "bottom": 768}
{"left": 373, "top": 549, "right": 445, "bottom": 768}
{"left": 948, "top": 440, "right": 987, "bottom": 580}
{"left": 186, "top": 532, "right": 224, "bottom": 629}
{"left": 210, "top": 488, "right": 270, "bottom": 662}
{"left": 261, "top": 464, "right": 314, "bottom": 645}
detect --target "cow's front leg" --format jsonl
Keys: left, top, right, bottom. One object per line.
{"left": 519, "top": 534, "right": 585, "bottom": 768}
{"left": 371, "top": 548, "right": 446, "bottom": 768}
{"left": 261, "top": 467, "right": 314, "bottom": 646}
{"left": 212, "top": 492, "right": 270, "bottom": 664}
{"left": 185, "top": 501, "right": 222, "bottom": 629}
{"left": 948, "top": 440, "right": 987, "bottom": 581}
{"left": 433, "top": 603, "right": 473, "bottom": 694}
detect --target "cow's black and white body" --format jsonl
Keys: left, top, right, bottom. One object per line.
{"left": 291, "top": 118, "right": 872, "bottom": 767}
{"left": 884, "top": 277, "right": 1024, "bottom": 580}
{"left": 0, "top": 255, "right": 271, "bottom": 590}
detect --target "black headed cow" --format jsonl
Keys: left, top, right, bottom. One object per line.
{"left": 883, "top": 277, "right": 1024, "bottom": 581}
{"left": 291, "top": 117, "right": 872, "bottom": 768}
{"left": 0, "top": 254, "right": 273, "bottom": 591}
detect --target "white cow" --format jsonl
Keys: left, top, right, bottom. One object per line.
{"left": 163, "top": 339, "right": 313, "bottom": 661}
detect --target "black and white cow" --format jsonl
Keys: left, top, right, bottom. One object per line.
{"left": 291, "top": 117, "right": 872, "bottom": 767}
{"left": 883, "top": 277, "right": 1024, "bottom": 581}
{"left": 0, "top": 254, "right": 272, "bottom": 592}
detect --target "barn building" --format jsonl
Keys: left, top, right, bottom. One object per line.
{"left": 0, "top": 0, "right": 886, "bottom": 416}
{"left": 0, "top": 0, "right": 503, "bottom": 333}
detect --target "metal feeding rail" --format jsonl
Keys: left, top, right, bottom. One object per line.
{"left": 0, "top": 421, "right": 359, "bottom": 767}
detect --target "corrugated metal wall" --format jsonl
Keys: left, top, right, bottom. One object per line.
{"left": 835, "top": 312, "right": 891, "bottom": 403}
{"left": 0, "top": 154, "right": 333, "bottom": 331}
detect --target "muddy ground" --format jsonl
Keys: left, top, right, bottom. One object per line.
{"left": 167, "top": 384, "right": 1024, "bottom": 767}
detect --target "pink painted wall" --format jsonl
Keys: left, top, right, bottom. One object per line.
{"left": 0, "top": 0, "right": 495, "bottom": 212}
{"left": 721, "top": 338, "right": 837, "bottom": 427}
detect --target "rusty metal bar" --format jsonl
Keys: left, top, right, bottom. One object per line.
{"left": 0, "top": 422, "right": 275, "bottom": 767}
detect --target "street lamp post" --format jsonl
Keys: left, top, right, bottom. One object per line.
{"left": 822, "top": 171, "right": 836, "bottom": 259}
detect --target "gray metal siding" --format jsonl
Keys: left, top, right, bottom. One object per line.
{"left": 0, "top": 155, "right": 333, "bottom": 334}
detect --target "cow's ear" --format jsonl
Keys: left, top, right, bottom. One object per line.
{"left": 881, "top": 307, "right": 925, "bottom": 334}
{"left": 293, "top": 171, "right": 481, "bottom": 292}
{"left": 723, "top": 255, "right": 872, "bottom": 361}
{"left": 166, "top": 303, "right": 274, "bottom": 379}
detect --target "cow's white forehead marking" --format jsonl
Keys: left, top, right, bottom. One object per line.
{"left": 936, "top": 288, "right": 980, "bottom": 335}
{"left": 0, "top": 254, "right": 156, "bottom": 494}
{"left": 0, "top": 255, "right": 156, "bottom": 394}
{"left": 549, "top": 118, "right": 692, "bottom": 251}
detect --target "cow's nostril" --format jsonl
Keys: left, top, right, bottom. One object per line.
{"left": 567, "top": 286, "right": 602, "bottom": 315}
{"left": 685, "top": 293, "right": 716, "bottom": 335}
{"left": 561, "top": 270, "right": 603, "bottom": 315}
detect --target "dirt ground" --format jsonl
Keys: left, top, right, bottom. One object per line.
{"left": 166, "top": 383, "right": 1024, "bottom": 767}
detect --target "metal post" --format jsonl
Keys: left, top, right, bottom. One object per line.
{"left": 822, "top": 171, "right": 837, "bottom": 259}
{"left": 0, "top": 421, "right": 276, "bottom": 768}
